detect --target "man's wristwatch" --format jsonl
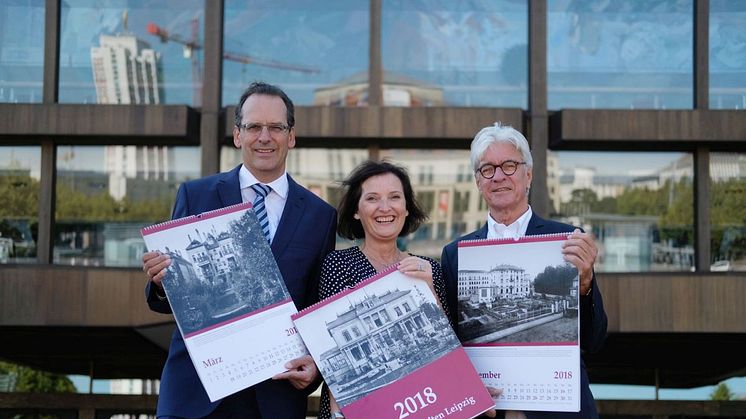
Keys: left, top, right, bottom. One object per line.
{"left": 332, "top": 412, "right": 345, "bottom": 419}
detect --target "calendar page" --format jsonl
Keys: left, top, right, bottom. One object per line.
{"left": 458, "top": 234, "right": 581, "bottom": 412}
{"left": 141, "top": 202, "right": 307, "bottom": 402}
{"left": 293, "top": 267, "right": 494, "bottom": 419}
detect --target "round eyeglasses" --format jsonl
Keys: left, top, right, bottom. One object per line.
{"left": 477, "top": 160, "right": 527, "bottom": 179}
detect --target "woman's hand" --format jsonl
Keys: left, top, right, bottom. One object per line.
{"left": 398, "top": 256, "right": 438, "bottom": 305}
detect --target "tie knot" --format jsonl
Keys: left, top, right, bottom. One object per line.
{"left": 251, "top": 183, "right": 271, "bottom": 198}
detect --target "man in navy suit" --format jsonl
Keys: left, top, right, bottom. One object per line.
{"left": 142, "top": 82, "right": 337, "bottom": 418}
{"left": 441, "top": 123, "right": 607, "bottom": 419}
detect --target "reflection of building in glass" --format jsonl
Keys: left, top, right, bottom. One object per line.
{"left": 458, "top": 264, "right": 531, "bottom": 307}
{"left": 320, "top": 289, "right": 434, "bottom": 383}
{"left": 559, "top": 167, "right": 629, "bottom": 208}
{"left": 91, "top": 34, "right": 162, "bottom": 105}
{"left": 182, "top": 228, "right": 236, "bottom": 285}
{"left": 104, "top": 145, "right": 174, "bottom": 200}
{"left": 659, "top": 154, "right": 746, "bottom": 185}
{"left": 314, "top": 71, "right": 444, "bottom": 106}
{"left": 91, "top": 33, "right": 173, "bottom": 200}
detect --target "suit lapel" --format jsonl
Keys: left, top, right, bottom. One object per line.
{"left": 217, "top": 165, "right": 243, "bottom": 207}
{"left": 271, "top": 175, "right": 305, "bottom": 258}
{"left": 470, "top": 223, "right": 489, "bottom": 240}
{"left": 525, "top": 213, "right": 547, "bottom": 235}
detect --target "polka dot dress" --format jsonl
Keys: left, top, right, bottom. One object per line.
{"left": 316, "top": 246, "right": 449, "bottom": 419}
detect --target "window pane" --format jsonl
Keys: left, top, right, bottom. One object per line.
{"left": 0, "top": 147, "right": 40, "bottom": 264}
{"left": 382, "top": 0, "right": 528, "bottom": 108}
{"left": 710, "top": 153, "right": 746, "bottom": 271}
{"left": 710, "top": 0, "right": 746, "bottom": 109}
{"left": 223, "top": 0, "right": 369, "bottom": 106}
{"left": 0, "top": 0, "right": 45, "bottom": 103}
{"left": 379, "top": 149, "right": 474, "bottom": 259}
{"left": 55, "top": 146, "right": 200, "bottom": 267}
{"left": 548, "top": 0, "right": 693, "bottom": 110}
{"left": 60, "top": 0, "right": 203, "bottom": 105}
{"left": 551, "top": 151, "right": 694, "bottom": 272}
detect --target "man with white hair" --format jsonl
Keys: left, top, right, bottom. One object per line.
{"left": 441, "top": 122, "right": 608, "bottom": 418}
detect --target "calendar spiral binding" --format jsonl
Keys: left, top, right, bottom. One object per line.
{"left": 293, "top": 263, "right": 401, "bottom": 319}
{"left": 140, "top": 201, "right": 254, "bottom": 236}
{"left": 458, "top": 231, "right": 572, "bottom": 247}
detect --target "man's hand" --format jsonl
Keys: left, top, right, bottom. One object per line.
{"left": 271, "top": 354, "right": 318, "bottom": 389}
{"left": 562, "top": 229, "right": 598, "bottom": 296}
{"left": 142, "top": 251, "right": 171, "bottom": 287}
{"left": 481, "top": 386, "right": 502, "bottom": 418}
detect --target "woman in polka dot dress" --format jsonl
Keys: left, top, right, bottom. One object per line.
{"left": 316, "top": 160, "right": 450, "bottom": 419}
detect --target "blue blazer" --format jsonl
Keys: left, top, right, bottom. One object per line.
{"left": 146, "top": 165, "right": 337, "bottom": 418}
{"left": 440, "top": 214, "right": 607, "bottom": 419}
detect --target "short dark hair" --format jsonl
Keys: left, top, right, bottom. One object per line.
{"left": 234, "top": 81, "right": 295, "bottom": 128}
{"left": 337, "top": 160, "right": 428, "bottom": 240}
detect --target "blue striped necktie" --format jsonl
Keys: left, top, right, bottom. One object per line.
{"left": 250, "top": 183, "right": 272, "bottom": 243}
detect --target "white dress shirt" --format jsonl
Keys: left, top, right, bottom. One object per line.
{"left": 238, "top": 165, "right": 289, "bottom": 243}
{"left": 486, "top": 206, "right": 533, "bottom": 240}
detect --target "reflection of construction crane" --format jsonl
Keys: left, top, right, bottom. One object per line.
{"left": 147, "top": 19, "right": 320, "bottom": 104}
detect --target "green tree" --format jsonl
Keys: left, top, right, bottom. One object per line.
{"left": 0, "top": 361, "right": 76, "bottom": 393}
{"left": 710, "top": 382, "right": 734, "bottom": 401}
{"left": 562, "top": 188, "right": 598, "bottom": 215}
{"left": 534, "top": 264, "right": 578, "bottom": 296}
{"left": 0, "top": 174, "right": 39, "bottom": 217}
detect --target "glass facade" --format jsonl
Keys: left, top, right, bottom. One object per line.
{"left": 0, "top": 0, "right": 744, "bottom": 407}
{"left": 54, "top": 146, "right": 199, "bottom": 267}
{"left": 710, "top": 153, "right": 746, "bottom": 271}
{"left": 0, "top": 147, "right": 40, "bottom": 264}
{"left": 222, "top": 0, "right": 369, "bottom": 106}
{"left": 59, "top": 0, "right": 203, "bottom": 105}
{"left": 548, "top": 0, "right": 693, "bottom": 110}
{"left": 550, "top": 151, "right": 693, "bottom": 272}
{"left": 381, "top": 0, "right": 528, "bottom": 108}
{"left": 710, "top": 0, "right": 746, "bottom": 109}
{"left": 0, "top": 0, "right": 45, "bottom": 103}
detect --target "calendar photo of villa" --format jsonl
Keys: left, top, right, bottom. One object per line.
{"left": 294, "top": 270, "right": 460, "bottom": 408}
{"left": 144, "top": 207, "right": 290, "bottom": 336}
{"left": 457, "top": 237, "right": 579, "bottom": 345}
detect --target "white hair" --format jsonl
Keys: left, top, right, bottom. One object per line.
{"left": 469, "top": 122, "right": 533, "bottom": 172}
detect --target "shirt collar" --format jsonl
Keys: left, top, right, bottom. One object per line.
{"left": 238, "top": 165, "right": 289, "bottom": 199}
{"left": 486, "top": 206, "right": 533, "bottom": 239}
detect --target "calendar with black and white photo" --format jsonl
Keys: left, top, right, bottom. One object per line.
{"left": 293, "top": 267, "right": 494, "bottom": 419}
{"left": 141, "top": 202, "right": 306, "bottom": 402}
{"left": 458, "top": 234, "right": 581, "bottom": 412}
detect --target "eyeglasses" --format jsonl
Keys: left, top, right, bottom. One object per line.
{"left": 237, "top": 122, "right": 290, "bottom": 137}
{"left": 477, "top": 160, "right": 527, "bottom": 179}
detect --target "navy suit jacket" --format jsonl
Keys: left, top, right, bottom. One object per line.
{"left": 146, "top": 165, "right": 337, "bottom": 418}
{"left": 440, "top": 214, "right": 607, "bottom": 419}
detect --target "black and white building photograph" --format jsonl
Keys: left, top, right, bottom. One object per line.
{"left": 457, "top": 237, "right": 579, "bottom": 345}
{"left": 144, "top": 208, "right": 290, "bottom": 335}
{"left": 295, "top": 271, "right": 460, "bottom": 407}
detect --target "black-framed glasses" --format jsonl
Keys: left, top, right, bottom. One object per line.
{"left": 237, "top": 122, "right": 290, "bottom": 137}
{"left": 477, "top": 160, "right": 526, "bottom": 179}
